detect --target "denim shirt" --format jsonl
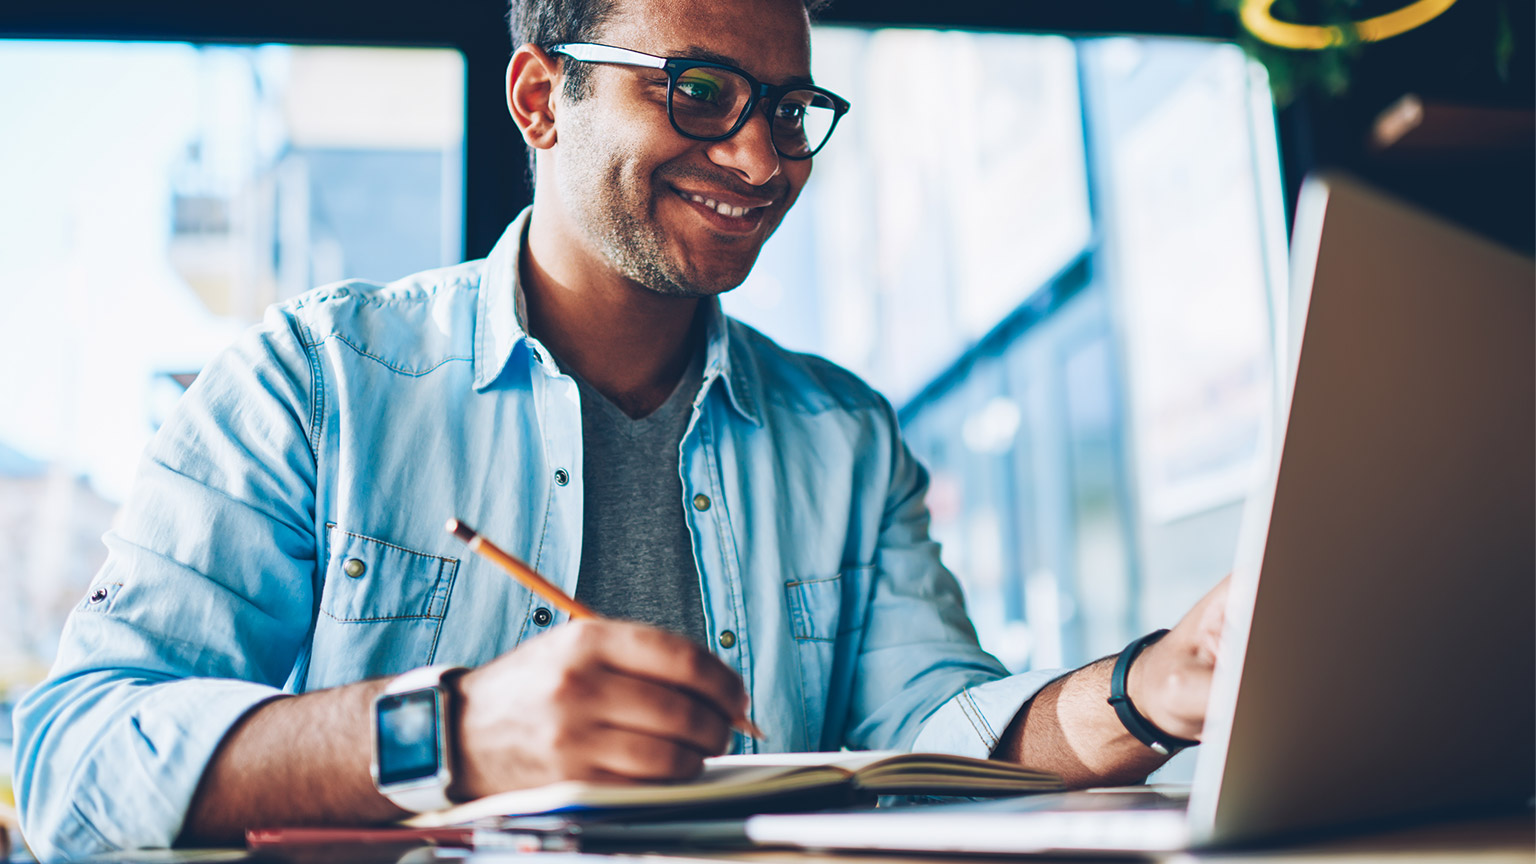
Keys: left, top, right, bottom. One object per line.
{"left": 13, "top": 210, "right": 1065, "bottom": 860}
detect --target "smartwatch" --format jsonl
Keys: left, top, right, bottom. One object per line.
{"left": 371, "top": 665, "right": 465, "bottom": 813}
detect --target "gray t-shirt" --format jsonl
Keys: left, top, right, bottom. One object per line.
{"left": 567, "top": 351, "right": 708, "bottom": 645}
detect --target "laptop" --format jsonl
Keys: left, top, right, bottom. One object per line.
{"left": 745, "top": 173, "right": 1536, "bottom": 854}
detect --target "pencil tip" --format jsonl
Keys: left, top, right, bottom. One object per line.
{"left": 740, "top": 719, "right": 770, "bottom": 742}
{"left": 446, "top": 518, "right": 476, "bottom": 543}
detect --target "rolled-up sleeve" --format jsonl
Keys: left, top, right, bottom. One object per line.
{"left": 12, "top": 305, "right": 321, "bottom": 861}
{"left": 844, "top": 404, "right": 1066, "bottom": 759}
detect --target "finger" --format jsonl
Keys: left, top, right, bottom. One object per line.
{"left": 579, "top": 668, "right": 734, "bottom": 756}
{"left": 583, "top": 724, "right": 710, "bottom": 782}
{"left": 1196, "top": 576, "right": 1232, "bottom": 659}
{"left": 573, "top": 620, "right": 748, "bottom": 722}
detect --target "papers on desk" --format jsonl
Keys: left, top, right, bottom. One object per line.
{"left": 406, "top": 750, "right": 1063, "bottom": 828}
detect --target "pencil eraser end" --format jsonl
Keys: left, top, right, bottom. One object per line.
{"left": 446, "top": 519, "right": 475, "bottom": 543}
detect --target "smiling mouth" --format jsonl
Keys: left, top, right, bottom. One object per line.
{"left": 675, "top": 189, "right": 766, "bottom": 221}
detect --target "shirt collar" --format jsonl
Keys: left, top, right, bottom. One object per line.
{"left": 473, "top": 208, "right": 763, "bottom": 427}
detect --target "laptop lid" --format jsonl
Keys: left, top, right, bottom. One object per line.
{"left": 1187, "top": 173, "right": 1535, "bottom": 846}
{"left": 745, "top": 174, "right": 1531, "bottom": 857}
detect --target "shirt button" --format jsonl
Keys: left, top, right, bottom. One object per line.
{"left": 718, "top": 630, "right": 737, "bottom": 649}
{"left": 343, "top": 558, "right": 367, "bottom": 578}
{"left": 533, "top": 607, "right": 553, "bottom": 627}
{"left": 554, "top": 468, "right": 570, "bottom": 486}
{"left": 89, "top": 587, "right": 108, "bottom": 603}
{"left": 692, "top": 493, "right": 711, "bottom": 511}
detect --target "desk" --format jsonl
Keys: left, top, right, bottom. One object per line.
{"left": 712, "top": 812, "right": 1535, "bottom": 863}
{"left": 9, "top": 812, "right": 1528, "bottom": 864}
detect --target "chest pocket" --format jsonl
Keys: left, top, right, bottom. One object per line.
{"left": 786, "top": 566, "right": 872, "bottom": 747}
{"left": 306, "top": 525, "right": 459, "bottom": 689}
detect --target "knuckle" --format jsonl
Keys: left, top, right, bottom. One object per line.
{"left": 627, "top": 739, "right": 664, "bottom": 777}
{"left": 675, "top": 648, "right": 708, "bottom": 683}
{"left": 548, "top": 725, "right": 585, "bottom": 761}
{"left": 630, "top": 738, "right": 692, "bottom": 780}
{"left": 548, "top": 661, "right": 589, "bottom": 697}
{"left": 685, "top": 699, "right": 721, "bottom": 738}
{"left": 667, "top": 743, "right": 704, "bottom": 778}
{"left": 568, "top": 617, "right": 603, "bottom": 639}
{"left": 555, "top": 620, "right": 595, "bottom": 654}
{"left": 550, "top": 748, "right": 585, "bottom": 779}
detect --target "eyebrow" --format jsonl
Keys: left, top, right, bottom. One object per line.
{"left": 680, "top": 44, "right": 816, "bottom": 88}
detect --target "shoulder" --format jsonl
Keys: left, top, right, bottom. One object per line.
{"left": 725, "top": 317, "right": 896, "bottom": 426}
{"left": 273, "top": 259, "right": 486, "bottom": 376}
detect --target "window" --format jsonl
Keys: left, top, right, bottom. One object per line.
{"left": 726, "top": 31, "right": 1288, "bottom": 690}
{"left": 0, "top": 40, "right": 465, "bottom": 691}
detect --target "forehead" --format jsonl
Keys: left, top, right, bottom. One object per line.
{"left": 597, "top": 0, "right": 812, "bottom": 81}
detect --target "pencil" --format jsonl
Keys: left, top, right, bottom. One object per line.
{"left": 445, "top": 518, "right": 767, "bottom": 741}
{"left": 446, "top": 518, "right": 597, "bottom": 620}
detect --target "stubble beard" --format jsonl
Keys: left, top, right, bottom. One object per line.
{"left": 558, "top": 118, "right": 761, "bottom": 299}
{"left": 589, "top": 170, "right": 706, "bottom": 299}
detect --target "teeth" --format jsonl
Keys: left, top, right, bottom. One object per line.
{"left": 686, "top": 192, "right": 749, "bottom": 219}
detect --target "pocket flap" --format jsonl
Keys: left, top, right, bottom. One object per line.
{"left": 321, "top": 526, "right": 458, "bottom": 623}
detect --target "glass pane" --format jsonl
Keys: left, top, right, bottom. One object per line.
{"left": 831, "top": 34, "right": 1284, "bottom": 678}
{"left": 724, "top": 28, "right": 1092, "bottom": 403}
{"left": 0, "top": 41, "right": 465, "bottom": 696}
{"left": 1079, "top": 39, "right": 1288, "bottom": 635}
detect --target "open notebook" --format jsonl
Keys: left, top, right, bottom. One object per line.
{"left": 406, "top": 751, "right": 1062, "bottom": 827}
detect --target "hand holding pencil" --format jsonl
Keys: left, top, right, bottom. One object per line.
{"left": 442, "top": 518, "right": 763, "bottom": 801}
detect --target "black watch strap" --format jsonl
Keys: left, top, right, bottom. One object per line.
{"left": 1107, "top": 629, "right": 1201, "bottom": 756}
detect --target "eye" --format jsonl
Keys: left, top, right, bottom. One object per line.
{"left": 676, "top": 77, "right": 722, "bottom": 104}
{"left": 775, "top": 102, "right": 806, "bottom": 121}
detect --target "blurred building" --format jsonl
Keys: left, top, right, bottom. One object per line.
{"left": 0, "top": 41, "right": 466, "bottom": 697}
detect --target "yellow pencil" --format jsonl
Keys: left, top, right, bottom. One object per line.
{"left": 446, "top": 517, "right": 767, "bottom": 741}
{"left": 447, "top": 518, "right": 597, "bottom": 620}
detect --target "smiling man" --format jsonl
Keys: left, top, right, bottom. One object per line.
{"left": 13, "top": 0, "right": 1227, "bottom": 858}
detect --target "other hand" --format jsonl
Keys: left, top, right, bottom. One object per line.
{"left": 1126, "top": 574, "right": 1230, "bottom": 743}
{"left": 448, "top": 618, "right": 748, "bottom": 801}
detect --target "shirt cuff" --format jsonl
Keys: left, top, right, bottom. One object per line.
{"left": 909, "top": 668, "right": 1068, "bottom": 759}
{"left": 44, "top": 677, "right": 284, "bottom": 859}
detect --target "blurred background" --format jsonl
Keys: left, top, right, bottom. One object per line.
{"left": 0, "top": 0, "right": 1530, "bottom": 837}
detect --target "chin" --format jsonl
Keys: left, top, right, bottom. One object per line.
{"left": 660, "top": 248, "right": 760, "bottom": 297}
{"left": 686, "top": 264, "right": 757, "bottom": 297}
{"left": 641, "top": 274, "right": 744, "bottom": 300}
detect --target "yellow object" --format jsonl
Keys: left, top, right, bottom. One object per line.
{"left": 0, "top": 783, "right": 16, "bottom": 863}
{"left": 1240, "top": 0, "right": 1459, "bottom": 50}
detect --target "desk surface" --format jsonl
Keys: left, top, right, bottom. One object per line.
{"left": 711, "top": 812, "right": 1535, "bottom": 864}
{"left": 7, "top": 811, "right": 1527, "bottom": 864}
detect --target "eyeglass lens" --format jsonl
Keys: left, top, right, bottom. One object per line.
{"left": 671, "top": 66, "right": 838, "bottom": 158}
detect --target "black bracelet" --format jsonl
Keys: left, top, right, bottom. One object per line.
{"left": 1107, "top": 629, "right": 1201, "bottom": 756}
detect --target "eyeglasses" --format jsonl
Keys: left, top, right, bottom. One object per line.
{"left": 548, "top": 42, "right": 850, "bottom": 160}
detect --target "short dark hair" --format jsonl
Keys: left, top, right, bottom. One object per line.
{"left": 509, "top": 0, "right": 615, "bottom": 101}
{"left": 507, "top": 0, "right": 832, "bottom": 181}
{"left": 508, "top": 0, "right": 832, "bottom": 101}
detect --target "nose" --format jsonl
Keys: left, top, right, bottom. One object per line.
{"left": 704, "top": 99, "right": 782, "bottom": 187}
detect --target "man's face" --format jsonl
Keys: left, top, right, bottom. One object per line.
{"left": 549, "top": 0, "right": 816, "bottom": 298}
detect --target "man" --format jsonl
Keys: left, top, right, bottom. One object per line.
{"left": 13, "top": 0, "right": 1228, "bottom": 858}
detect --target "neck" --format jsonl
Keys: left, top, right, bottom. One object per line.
{"left": 521, "top": 211, "right": 703, "bottom": 418}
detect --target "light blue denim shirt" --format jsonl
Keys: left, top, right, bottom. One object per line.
{"left": 13, "top": 210, "right": 1065, "bottom": 860}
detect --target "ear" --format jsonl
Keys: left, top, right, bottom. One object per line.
{"left": 507, "top": 44, "right": 560, "bottom": 151}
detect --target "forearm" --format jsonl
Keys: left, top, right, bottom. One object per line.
{"left": 180, "top": 679, "right": 403, "bottom": 844}
{"left": 995, "top": 658, "right": 1168, "bottom": 788}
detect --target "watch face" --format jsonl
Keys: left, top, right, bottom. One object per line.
{"left": 375, "top": 689, "right": 442, "bottom": 786}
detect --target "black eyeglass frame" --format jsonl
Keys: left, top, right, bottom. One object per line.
{"left": 547, "top": 42, "right": 851, "bottom": 160}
